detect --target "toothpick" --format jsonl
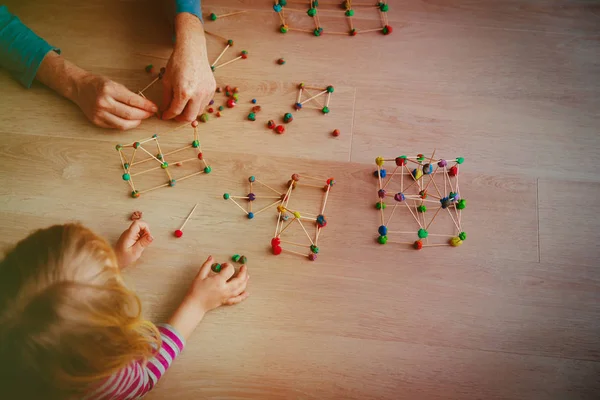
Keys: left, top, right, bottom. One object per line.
{"left": 138, "top": 182, "right": 170, "bottom": 194}
{"left": 296, "top": 219, "right": 315, "bottom": 246}
{"left": 255, "top": 179, "right": 283, "bottom": 195}
{"left": 281, "top": 248, "right": 310, "bottom": 258}
{"left": 385, "top": 203, "right": 399, "bottom": 227}
{"left": 404, "top": 201, "right": 423, "bottom": 228}
{"left": 301, "top": 90, "right": 327, "bottom": 105}
{"left": 214, "top": 10, "right": 247, "bottom": 19}
{"left": 254, "top": 199, "right": 283, "bottom": 216}
{"left": 228, "top": 197, "right": 249, "bottom": 215}
{"left": 179, "top": 203, "right": 199, "bottom": 231}
{"left": 213, "top": 55, "right": 243, "bottom": 70}
{"left": 139, "top": 76, "right": 159, "bottom": 94}
{"left": 278, "top": 218, "right": 296, "bottom": 236}
{"left": 177, "top": 170, "right": 207, "bottom": 182}
{"left": 425, "top": 206, "right": 442, "bottom": 230}
{"left": 279, "top": 240, "right": 311, "bottom": 248}
{"left": 320, "top": 185, "right": 331, "bottom": 215}
{"left": 212, "top": 44, "right": 231, "bottom": 67}
{"left": 138, "top": 146, "right": 165, "bottom": 166}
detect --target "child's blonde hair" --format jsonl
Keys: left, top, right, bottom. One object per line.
{"left": 0, "top": 223, "right": 161, "bottom": 399}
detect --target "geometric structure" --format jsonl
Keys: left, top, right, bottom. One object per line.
{"left": 374, "top": 151, "right": 466, "bottom": 249}
{"left": 115, "top": 121, "right": 211, "bottom": 198}
{"left": 210, "top": 39, "right": 249, "bottom": 72}
{"left": 273, "top": 0, "right": 392, "bottom": 37}
{"left": 223, "top": 173, "right": 334, "bottom": 261}
{"left": 293, "top": 83, "right": 334, "bottom": 114}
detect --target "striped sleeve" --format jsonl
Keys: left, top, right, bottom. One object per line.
{"left": 83, "top": 324, "right": 185, "bottom": 400}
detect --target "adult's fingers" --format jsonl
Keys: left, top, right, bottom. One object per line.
{"left": 175, "top": 98, "right": 201, "bottom": 122}
{"left": 198, "top": 256, "right": 214, "bottom": 279}
{"left": 112, "top": 84, "right": 158, "bottom": 113}
{"left": 161, "top": 79, "right": 173, "bottom": 114}
{"left": 100, "top": 111, "right": 142, "bottom": 130}
{"left": 109, "top": 99, "right": 155, "bottom": 121}
{"left": 219, "top": 263, "right": 235, "bottom": 281}
{"left": 162, "top": 88, "right": 188, "bottom": 120}
{"left": 225, "top": 291, "right": 249, "bottom": 305}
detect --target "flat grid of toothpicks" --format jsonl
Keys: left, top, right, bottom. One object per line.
{"left": 375, "top": 151, "right": 467, "bottom": 249}
{"left": 115, "top": 122, "right": 211, "bottom": 198}
{"left": 274, "top": 0, "right": 391, "bottom": 36}
{"left": 223, "top": 174, "right": 333, "bottom": 261}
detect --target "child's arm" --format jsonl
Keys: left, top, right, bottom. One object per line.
{"left": 84, "top": 256, "right": 249, "bottom": 399}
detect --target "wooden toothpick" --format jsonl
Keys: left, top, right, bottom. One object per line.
{"left": 179, "top": 203, "right": 199, "bottom": 231}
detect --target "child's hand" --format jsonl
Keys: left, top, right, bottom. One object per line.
{"left": 187, "top": 256, "right": 250, "bottom": 314}
{"left": 114, "top": 221, "right": 154, "bottom": 268}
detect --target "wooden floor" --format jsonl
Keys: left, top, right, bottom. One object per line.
{"left": 1, "top": 0, "right": 600, "bottom": 398}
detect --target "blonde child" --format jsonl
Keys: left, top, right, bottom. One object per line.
{"left": 0, "top": 221, "right": 249, "bottom": 399}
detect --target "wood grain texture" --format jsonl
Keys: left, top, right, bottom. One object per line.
{"left": 1, "top": 0, "right": 599, "bottom": 398}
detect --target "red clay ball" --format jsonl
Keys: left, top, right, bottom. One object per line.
{"left": 332, "top": 129, "right": 340, "bottom": 137}
{"left": 275, "top": 125, "right": 285, "bottom": 134}
{"left": 174, "top": 229, "right": 183, "bottom": 238}
{"left": 198, "top": 152, "right": 203, "bottom": 160}
{"left": 227, "top": 99, "right": 236, "bottom": 108}
{"left": 272, "top": 245, "right": 282, "bottom": 255}
{"left": 271, "top": 237, "right": 281, "bottom": 247}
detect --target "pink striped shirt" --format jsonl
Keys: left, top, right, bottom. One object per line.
{"left": 83, "top": 324, "right": 185, "bottom": 400}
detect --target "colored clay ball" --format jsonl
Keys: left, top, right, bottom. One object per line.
{"left": 417, "top": 154, "right": 425, "bottom": 162}
{"left": 395, "top": 156, "right": 406, "bottom": 166}
{"left": 216, "top": 112, "right": 221, "bottom": 117}
{"left": 211, "top": 263, "right": 222, "bottom": 272}
{"left": 156, "top": 153, "right": 163, "bottom": 160}
{"left": 145, "top": 64, "right": 153, "bottom": 73}
{"left": 241, "top": 50, "right": 248, "bottom": 59}
{"left": 349, "top": 29, "right": 357, "bottom": 36}
{"left": 122, "top": 173, "right": 130, "bottom": 181}
{"left": 248, "top": 112, "right": 256, "bottom": 121}
{"left": 123, "top": 163, "right": 130, "bottom": 169}
{"left": 449, "top": 192, "right": 457, "bottom": 199}
{"left": 252, "top": 106, "right": 262, "bottom": 113}
{"left": 449, "top": 237, "right": 463, "bottom": 247}
{"left": 158, "top": 67, "right": 166, "bottom": 79}
{"left": 288, "top": 179, "right": 297, "bottom": 189}
{"left": 438, "top": 159, "right": 447, "bottom": 167}
{"left": 332, "top": 129, "right": 340, "bottom": 137}
{"left": 215, "top": 87, "right": 221, "bottom": 93}
{"left": 199, "top": 113, "right": 209, "bottom": 122}
{"left": 441, "top": 198, "right": 452, "bottom": 209}
{"left": 376, "top": 156, "right": 385, "bottom": 166}
{"left": 298, "top": 83, "right": 305, "bottom": 88}
{"left": 394, "top": 192, "right": 405, "bottom": 202}
{"left": 247, "top": 212, "right": 255, "bottom": 219}
{"left": 248, "top": 193, "right": 256, "bottom": 201}
{"left": 232, "top": 93, "right": 239, "bottom": 101}
{"left": 227, "top": 39, "right": 234, "bottom": 46}
{"left": 277, "top": 205, "right": 285, "bottom": 213}
{"left": 412, "top": 169, "right": 423, "bottom": 180}
{"left": 133, "top": 142, "right": 141, "bottom": 149}
{"left": 192, "top": 140, "right": 199, "bottom": 148}
{"left": 345, "top": 9, "right": 354, "bottom": 16}
{"left": 211, "top": 66, "right": 216, "bottom": 72}
{"left": 378, "top": 235, "right": 388, "bottom": 244}
{"left": 419, "top": 190, "right": 428, "bottom": 199}
{"left": 207, "top": 108, "right": 214, "bottom": 113}
{"left": 379, "top": 3, "right": 389, "bottom": 12}
{"left": 292, "top": 174, "right": 300, "bottom": 181}
{"left": 282, "top": 214, "right": 290, "bottom": 221}
{"left": 252, "top": 99, "right": 257, "bottom": 104}
{"left": 418, "top": 228, "right": 428, "bottom": 239}
{"left": 204, "top": 166, "right": 212, "bottom": 173}
{"left": 175, "top": 162, "right": 182, "bottom": 166}
{"left": 275, "top": 125, "right": 285, "bottom": 134}
{"left": 219, "top": 106, "right": 224, "bottom": 111}
{"left": 277, "top": 58, "right": 286, "bottom": 65}
{"left": 459, "top": 231, "right": 467, "bottom": 240}
{"left": 378, "top": 189, "right": 386, "bottom": 198}
{"left": 152, "top": 134, "right": 158, "bottom": 138}
{"left": 294, "top": 102, "right": 303, "bottom": 110}
{"left": 310, "top": 245, "right": 319, "bottom": 254}
{"left": 210, "top": 13, "right": 217, "bottom": 20}
{"left": 116, "top": 144, "right": 123, "bottom": 151}
{"left": 130, "top": 211, "right": 142, "bottom": 221}
{"left": 209, "top": 100, "right": 214, "bottom": 106}
{"left": 249, "top": 175, "right": 256, "bottom": 182}
{"left": 197, "top": 152, "right": 203, "bottom": 160}
{"left": 223, "top": 193, "right": 230, "bottom": 199}
{"left": 131, "top": 190, "right": 140, "bottom": 198}
{"left": 280, "top": 24, "right": 289, "bottom": 33}
{"left": 316, "top": 215, "right": 327, "bottom": 227}
{"left": 417, "top": 205, "right": 427, "bottom": 213}
{"left": 376, "top": 201, "right": 386, "bottom": 210}
{"left": 191, "top": 120, "right": 199, "bottom": 128}
{"left": 374, "top": 169, "right": 387, "bottom": 178}
{"left": 227, "top": 99, "right": 236, "bottom": 108}
{"left": 161, "top": 162, "right": 169, "bottom": 169}
{"left": 308, "top": 253, "right": 317, "bottom": 261}
{"left": 327, "top": 178, "right": 335, "bottom": 186}
{"left": 283, "top": 113, "right": 293, "bottom": 123}
{"left": 174, "top": 229, "right": 183, "bottom": 238}
{"left": 293, "top": 211, "right": 301, "bottom": 219}
{"left": 456, "top": 157, "right": 465, "bottom": 164}
{"left": 382, "top": 25, "right": 392, "bottom": 35}
{"left": 271, "top": 237, "right": 281, "bottom": 247}
{"left": 457, "top": 199, "right": 466, "bottom": 210}
{"left": 232, "top": 254, "right": 241, "bottom": 262}
{"left": 326, "top": 86, "right": 334, "bottom": 93}
{"left": 273, "top": 4, "right": 282, "bottom": 12}
{"left": 423, "top": 163, "right": 433, "bottom": 174}
{"left": 449, "top": 165, "right": 459, "bottom": 176}
{"left": 378, "top": 225, "right": 388, "bottom": 236}
{"left": 307, "top": 7, "right": 317, "bottom": 16}
{"left": 313, "top": 0, "right": 319, "bottom": 6}
{"left": 278, "top": 0, "right": 287, "bottom": 5}
{"left": 240, "top": 256, "right": 248, "bottom": 264}
{"left": 413, "top": 240, "right": 423, "bottom": 250}
{"left": 272, "top": 245, "right": 283, "bottom": 255}
{"left": 314, "top": 27, "right": 323, "bottom": 36}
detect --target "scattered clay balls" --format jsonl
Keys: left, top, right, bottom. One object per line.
{"left": 216, "top": 112, "right": 222, "bottom": 117}
{"left": 239, "top": 255, "right": 247, "bottom": 264}
{"left": 267, "top": 120, "right": 276, "bottom": 129}
{"left": 332, "top": 129, "right": 340, "bottom": 137}
{"left": 227, "top": 99, "right": 236, "bottom": 108}
{"left": 252, "top": 105, "right": 262, "bottom": 112}
{"left": 174, "top": 229, "right": 183, "bottom": 238}
{"left": 219, "top": 106, "right": 224, "bottom": 111}
{"left": 199, "top": 113, "right": 209, "bottom": 122}
{"left": 209, "top": 99, "right": 214, "bottom": 106}
{"left": 191, "top": 120, "right": 199, "bottom": 128}
{"left": 251, "top": 99, "right": 257, "bottom": 104}
{"left": 283, "top": 113, "right": 293, "bottom": 123}
{"left": 277, "top": 58, "right": 286, "bottom": 65}
{"left": 275, "top": 125, "right": 285, "bottom": 134}
{"left": 232, "top": 254, "right": 241, "bottom": 262}
{"left": 130, "top": 211, "right": 142, "bottom": 221}
{"left": 248, "top": 112, "right": 256, "bottom": 121}
{"left": 207, "top": 108, "right": 214, "bottom": 113}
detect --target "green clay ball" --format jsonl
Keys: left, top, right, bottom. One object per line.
{"left": 249, "top": 175, "right": 255, "bottom": 182}
{"left": 307, "top": 8, "right": 317, "bottom": 16}
{"left": 376, "top": 202, "right": 386, "bottom": 210}
{"left": 313, "top": 0, "right": 319, "bottom": 6}
{"left": 227, "top": 39, "right": 234, "bottom": 46}
{"left": 280, "top": 25, "right": 289, "bottom": 33}
{"left": 192, "top": 140, "right": 199, "bottom": 148}
{"left": 239, "top": 256, "right": 247, "bottom": 264}
{"left": 204, "top": 166, "right": 212, "bottom": 173}
{"left": 219, "top": 106, "right": 224, "bottom": 111}
{"left": 122, "top": 173, "right": 130, "bottom": 181}
{"left": 157, "top": 153, "right": 163, "bottom": 160}
{"left": 199, "top": 113, "right": 209, "bottom": 122}
{"left": 345, "top": 9, "right": 354, "bottom": 16}
{"left": 279, "top": 0, "right": 287, "bottom": 5}
{"left": 161, "top": 162, "right": 168, "bottom": 169}
{"left": 211, "top": 263, "right": 221, "bottom": 272}
{"left": 457, "top": 199, "right": 466, "bottom": 209}
{"left": 326, "top": 86, "right": 334, "bottom": 93}
{"left": 133, "top": 142, "right": 141, "bottom": 149}
{"left": 313, "top": 28, "right": 321, "bottom": 36}
{"left": 131, "top": 190, "right": 140, "bottom": 198}
{"left": 418, "top": 228, "right": 428, "bottom": 239}
{"left": 169, "top": 179, "right": 176, "bottom": 187}
{"left": 378, "top": 235, "right": 388, "bottom": 244}
{"left": 233, "top": 93, "right": 239, "bottom": 101}
{"left": 310, "top": 245, "right": 319, "bottom": 254}
{"left": 210, "top": 13, "right": 217, "bottom": 20}
{"left": 232, "top": 254, "right": 241, "bottom": 262}
{"left": 248, "top": 112, "right": 256, "bottom": 121}
{"left": 211, "top": 65, "right": 215, "bottom": 72}
{"left": 417, "top": 205, "right": 427, "bottom": 213}
{"left": 379, "top": 3, "right": 389, "bottom": 12}
{"left": 459, "top": 231, "right": 467, "bottom": 240}
{"left": 322, "top": 106, "right": 330, "bottom": 114}
{"left": 124, "top": 163, "right": 130, "bottom": 169}
{"left": 223, "top": 193, "right": 230, "bottom": 200}
{"left": 115, "top": 144, "right": 123, "bottom": 151}
{"left": 456, "top": 157, "right": 465, "bottom": 164}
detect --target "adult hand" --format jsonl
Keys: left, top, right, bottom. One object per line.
{"left": 161, "top": 13, "right": 216, "bottom": 122}
{"left": 73, "top": 72, "right": 158, "bottom": 130}
{"left": 114, "top": 220, "right": 154, "bottom": 268}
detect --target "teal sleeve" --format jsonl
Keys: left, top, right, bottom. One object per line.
{"left": 0, "top": 6, "right": 60, "bottom": 88}
{"left": 175, "top": 0, "right": 203, "bottom": 22}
